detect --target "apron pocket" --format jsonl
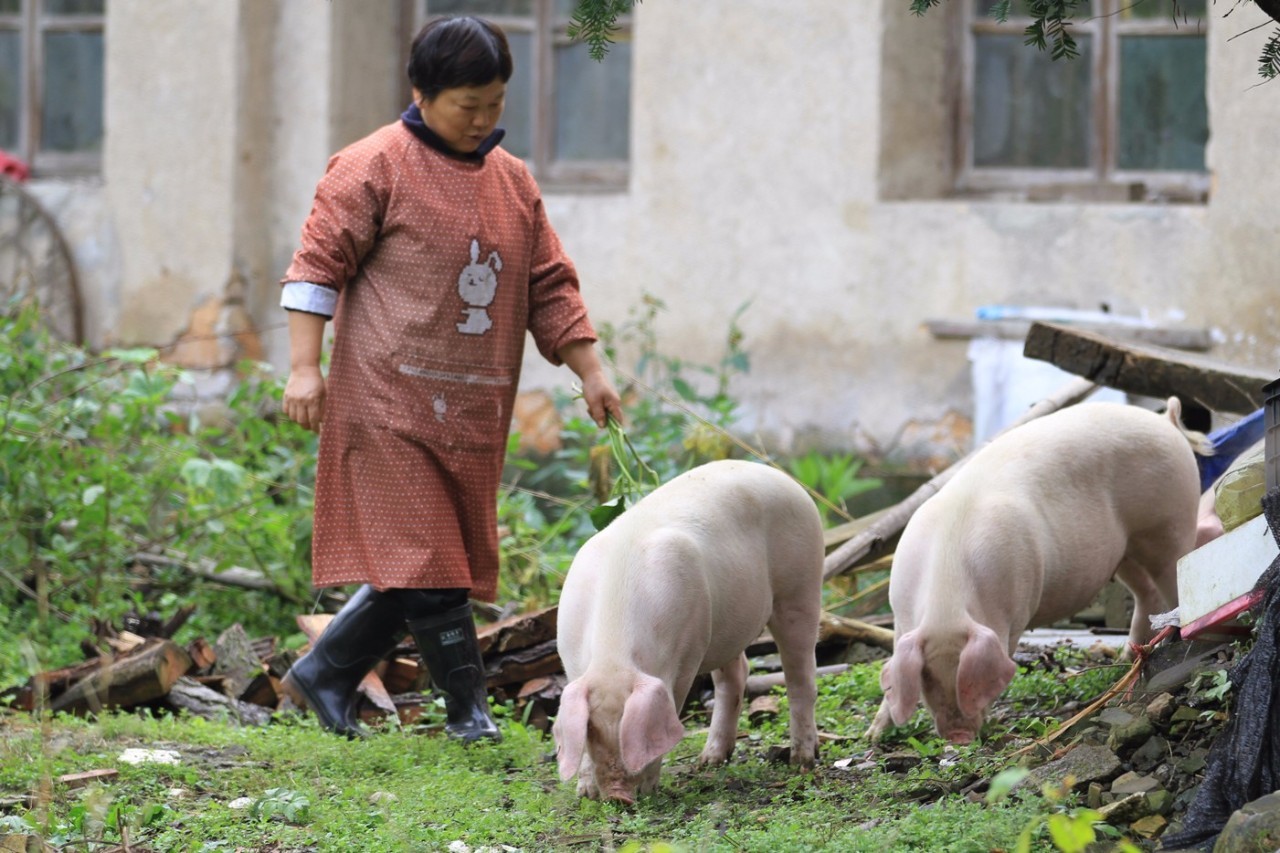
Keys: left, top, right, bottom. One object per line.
{"left": 380, "top": 351, "right": 514, "bottom": 451}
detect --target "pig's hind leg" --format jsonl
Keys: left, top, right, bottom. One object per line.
{"left": 1115, "top": 553, "right": 1180, "bottom": 652}
{"left": 770, "top": 605, "right": 820, "bottom": 767}
{"left": 699, "top": 652, "right": 748, "bottom": 765}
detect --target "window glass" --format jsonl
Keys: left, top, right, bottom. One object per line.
{"left": 427, "top": 0, "right": 531, "bottom": 16}
{"left": 500, "top": 29, "right": 532, "bottom": 159}
{"left": 0, "top": 30, "right": 17, "bottom": 150}
{"left": 0, "top": 1, "right": 19, "bottom": 15}
{"left": 973, "top": 0, "right": 1092, "bottom": 17}
{"left": 44, "top": 0, "right": 105, "bottom": 14}
{"left": 1117, "top": 35, "right": 1207, "bottom": 170}
{"left": 1120, "top": 0, "right": 1205, "bottom": 19}
{"left": 973, "top": 33, "right": 1092, "bottom": 168}
{"left": 554, "top": 37, "right": 630, "bottom": 161}
{"left": 41, "top": 29, "right": 103, "bottom": 152}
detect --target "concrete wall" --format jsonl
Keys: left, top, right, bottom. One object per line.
{"left": 21, "top": 0, "right": 1280, "bottom": 468}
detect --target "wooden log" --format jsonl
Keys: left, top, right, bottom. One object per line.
{"left": 483, "top": 638, "right": 563, "bottom": 688}
{"left": 823, "top": 376, "right": 1100, "bottom": 580}
{"left": 163, "top": 676, "right": 271, "bottom": 726}
{"left": 186, "top": 637, "right": 217, "bottom": 672}
{"left": 477, "top": 604, "right": 558, "bottom": 655}
{"left": 213, "top": 624, "right": 261, "bottom": 699}
{"left": 819, "top": 613, "right": 895, "bottom": 651}
{"left": 746, "top": 664, "right": 851, "bottom": 697}
{"left": 1023, "top": 321, "right": 1275, "bottom": 414}
{"left": 50, "top": 639, "right": 192, "bottom": 714}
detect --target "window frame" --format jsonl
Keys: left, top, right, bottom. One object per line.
{"left": 0, "top": 0, "right": 106, "bottom": 177}
{"left": 957, "top": 0, "right": 1209, "bottom": 203}
{"left": 416, "top": 0, "right": 631, "bottom": 190}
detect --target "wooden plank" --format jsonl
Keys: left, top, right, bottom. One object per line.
{"left": 1023, "top": 321, "right": 1274, "bottom": 414}
{"left": 926, "top": 318, "right": 1212, "bottom": 351}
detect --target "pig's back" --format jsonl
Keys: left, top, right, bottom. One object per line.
{"left": 925, "top": 402, "right": 1199, "bottom": 619}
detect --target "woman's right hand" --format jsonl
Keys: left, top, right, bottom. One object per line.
{"left": 283, "top": 365, "right": 326, "bottom": 432}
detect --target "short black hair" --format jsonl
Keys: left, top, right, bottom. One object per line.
{"left": 407, "top": 16, "right": 513, "bottom": 100}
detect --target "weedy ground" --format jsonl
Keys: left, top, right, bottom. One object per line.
{"left": 0, "top": 644, "right": 1173, "bottom": 852}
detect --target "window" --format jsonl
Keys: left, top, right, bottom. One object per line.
{"left": 960, "top": 0, "right": 1208, "bottom": 202}
{"left": 420, "top": 0, "right": 631, "bottom": 187}
{"left": 0, "top": 0, "right": 104, "bottom": 176}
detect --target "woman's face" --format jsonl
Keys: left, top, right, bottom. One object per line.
{"left": 416, "top": 78, "right": 507, "bottom": 154}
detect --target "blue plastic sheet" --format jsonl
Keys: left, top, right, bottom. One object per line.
{"left": 1199, "top": 408, "right": 1267, "bottom": 492}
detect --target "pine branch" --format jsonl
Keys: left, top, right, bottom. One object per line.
{"left": 1260, "top": 29, "right": 1280, "bottom": 78}
{"left": 566, "top": 0, "right": 639, "bottom": 62}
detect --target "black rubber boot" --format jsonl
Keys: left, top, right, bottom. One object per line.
{"left": 279, "top": 585, "right": 404, "bottom": 738}
{"left": 406, "top": 601, "right": 502, "bottom": 743}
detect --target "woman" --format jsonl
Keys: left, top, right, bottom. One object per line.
{"left": 278, "top": 16, "right": 622, "bottom": 740}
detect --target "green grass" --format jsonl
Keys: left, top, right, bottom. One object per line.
{"left": 0, "top": 655, "right": 1126, "bottom": 852}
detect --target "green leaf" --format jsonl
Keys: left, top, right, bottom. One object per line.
{"left": 104, "top": 346, "right": 159, "bottom": 364}
{"left": 1046, "top": 812, "right": 1096, "bottom": 853}
{"left": 985, "top": 767, "right": 1030, "bottom": 803}
{"left": 181, "top": 458, "right": 213, "bottom": 488}
{"left": 589, "top": 496, "right": 627, "bottom": 531}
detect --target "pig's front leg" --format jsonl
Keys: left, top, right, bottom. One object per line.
{"left": 575, "top": 751, "right": 601, "bottom": 800}
{"left": 699, "top": 653, "right": 748, "bottom": 765}
{"left": 866, "top": 698, "right": 894, "bottom": 744}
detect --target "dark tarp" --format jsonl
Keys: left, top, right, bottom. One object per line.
{"left": 1161, "top": 487, "right": 1280, "bottom": 850}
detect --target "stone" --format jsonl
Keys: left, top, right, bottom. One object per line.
{"left": 1099, "top": 792, "right": 1152, "bottom": 824}
{"left": 1147, "top": 789, "right": 1174, "bottom": 816}
{"left": 1110, "top": 771, "right": 1160, "bottom": 796}
{"left": 1016, "top": 744, "right": 1122, "bottom": 794}
{"left": 1088, "top": 781, "right": 1103, "bottom": 810}
{"left": 1107, "top": 715, "right": 1156, "bottom": 752}
{"left": 1097, "top": 707, "right": 1138, "bottom": 727}
{"left": 1214, "top": 790, "right": 1280, "bottom": 853}
{"left": 1145, "top": 692, "right": 1177, "bottom": 724}
{"left": 1176, "top": 749, "right": 1208, "bottom": 775}
{"left": 1130, "top": 814, "right": 1168, "bottom": 839}
{"left": 1131, "top": 735, "right": 1170, "bottom": 771}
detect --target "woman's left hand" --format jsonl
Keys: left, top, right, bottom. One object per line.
{"left": 580, "top": 368, "right": 623, "bottom": 429}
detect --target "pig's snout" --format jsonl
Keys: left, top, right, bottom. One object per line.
{"left": 943, "top": 729, "right": 976, "bottom": 745}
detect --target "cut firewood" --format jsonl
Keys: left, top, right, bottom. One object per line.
{"left": 49, "top": 639, "right": 192, "bottom": 715}
{"left": 819, "top": 613, "right": 894, "bottom": 651}
{"left": 213, "top": 624, "right": 262, "bottom": 700}
{"left": 186, "top": 637, "right": 217, "bottom": 672}
{"left": 380, "top": 657, "right": 424, "bottom": 695}
{"left": 164, "top": 676, "right": 272, "bottom": 726}
{"left": 745, "top": 664, "right": 851, "bottom": 697}
{"left": 483, "top": 639, "right": 562, "bottom": 688}
{"left": 477, "top": 604, "right": 558, "bottom": 655}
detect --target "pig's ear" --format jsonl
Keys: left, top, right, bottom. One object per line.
{"left": 553, "top": 679, "right": 589, "bottom": 781}
{"left": 883, "top": 631, "right": 924, "bottom": 726}
{"left": 619, "top": 674, "right": 685, "bottom": 775}
{"left": 955, "top": 624, "right": 1016, "bottom": 718}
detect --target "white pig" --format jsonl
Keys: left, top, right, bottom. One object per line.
{"left": 868, "top": 398, "right": 1210, "bottom": 745}
{"left": 553, "top": 459, "right": 825, "bottom": 803}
